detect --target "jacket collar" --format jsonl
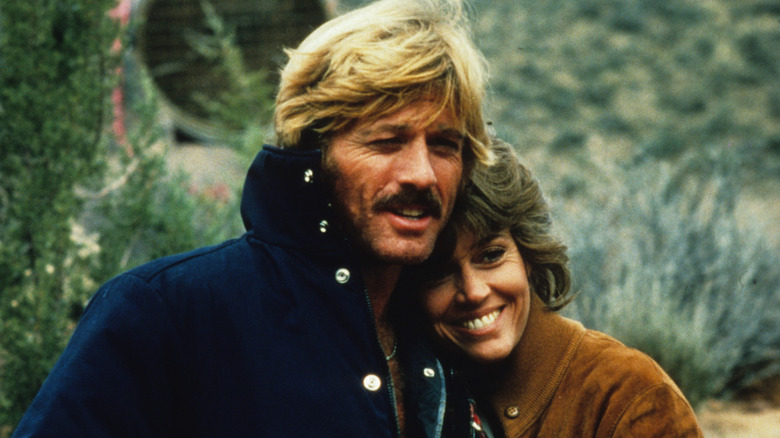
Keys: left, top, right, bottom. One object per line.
{"left": 240, "top": 145, "right": 349, "bottom": 252}
{"left": 484, "top": 295, "right": 586, "bottom": 435}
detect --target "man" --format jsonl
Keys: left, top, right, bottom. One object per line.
{"left": 12, "top": 0, "right": 491, "bottom": 436}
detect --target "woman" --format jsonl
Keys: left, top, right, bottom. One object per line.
{"left": 401, "top": 140, "right": 703, "bottom": 437}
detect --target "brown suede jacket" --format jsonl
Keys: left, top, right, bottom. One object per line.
{"left": 471, "top": 296, "right": 703, "bottom": 437}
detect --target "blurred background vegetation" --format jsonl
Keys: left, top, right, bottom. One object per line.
{"left": 1, "top": 0, "right": 778, "bottom": 434}
{"left": 464, "top": 0, "right": 780, "bottom": 411}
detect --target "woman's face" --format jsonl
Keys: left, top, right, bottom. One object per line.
{"left": 421, "top": 229, "right": 531, "bottom": 364}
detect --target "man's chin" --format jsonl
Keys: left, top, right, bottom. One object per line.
{"left": 385, "top": 252, "right": 431, "bottom": 266}
{"left": 368, "top": 241, "right": 436, "bottom": 266}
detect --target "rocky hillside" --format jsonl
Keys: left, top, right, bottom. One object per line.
{"left": 471, "top": 0, "right": 779, "bottom": 171}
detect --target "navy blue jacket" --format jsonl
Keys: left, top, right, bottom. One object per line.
{"left": 13, "top": 146, "right": 475, "bottom": 437}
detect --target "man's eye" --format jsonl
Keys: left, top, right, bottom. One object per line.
{"left": 368, "top": 137, "right": 404, "bottom": 151}
{"left": 436, "top": 139, "right": 460, "bottom": 148}
{"left": 370, "top": 136, "right": 402, "bottom": 145}
{"left": 430, "top": 139, "right": 463, "bottom": 154}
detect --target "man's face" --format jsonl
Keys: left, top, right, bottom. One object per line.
{"left": 323, "top": 101, "right": 465, "bottom": 265}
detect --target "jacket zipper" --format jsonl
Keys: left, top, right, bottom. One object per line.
{"left": 363, "top": 289, "right": 402, "bottom": 437}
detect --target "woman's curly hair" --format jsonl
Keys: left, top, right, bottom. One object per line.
{"left": 407, "top": 138, "right": 572, "bottom": 310}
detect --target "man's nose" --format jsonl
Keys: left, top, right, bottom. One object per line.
{"left": 396, "top": 137, "right": 436, "bottom": 188}
{"left": 455, "top": 268, "right": 490, "bottom": 305}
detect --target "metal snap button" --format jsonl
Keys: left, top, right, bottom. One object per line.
{"left": 363, "top": 374, "right": 381, "bottom": 391}
{"left": 319, "top": 220, "right": 329, "bottom": 233}
{"left": 504, "top": 405, "right": 520, "bottom": 419}
{"left": 335, "top": 268, "right": 350, "bottom": 284}
{"left": 303, "top": 169, "right": 314, "bottom": 183}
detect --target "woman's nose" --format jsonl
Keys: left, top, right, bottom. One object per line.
{"left": 455, "top": 268, "right": 490, "bottom": 305}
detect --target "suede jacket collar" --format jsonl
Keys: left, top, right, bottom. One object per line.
{"left": 488, "top": 295, "right": 586, "bottom": 432}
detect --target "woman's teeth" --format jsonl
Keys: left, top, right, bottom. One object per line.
{"left": 461, "top": 309, "right": 500, "bottom": 330}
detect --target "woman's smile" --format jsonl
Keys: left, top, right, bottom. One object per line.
{"left": 458, "top": 308, "right": 502, "bottom": 331}
{"left": 421, "top": 229, "right": 531, "bottom": 364}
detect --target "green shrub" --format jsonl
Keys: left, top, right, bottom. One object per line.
{"left": 0, "top": 2, "right": 255, "bottom": 434}
{"left": 87, "top": 69, "right": 245, "bottom": 285}
{"left": 0, "top": 0, "right": 120, "bottom": 429}
{"left": 559, "top": 145, "right": 780, "bottom": 408}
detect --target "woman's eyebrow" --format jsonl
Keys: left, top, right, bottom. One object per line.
{"left": 474, "top": 233, "right": 503, "bottom": 248}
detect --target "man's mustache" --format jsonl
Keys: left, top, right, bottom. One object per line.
{"left": 374, "top": 188, "right": 443, "bottom": 219}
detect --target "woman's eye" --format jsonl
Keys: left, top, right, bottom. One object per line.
{"left": 476, "top": 247, "right": 505, "bottom": 264}
{"left": 422, "top": 274, "right": 452, "bottom": 290}
{"left": 421, "top": 264, "right": 457, "bottom": 289}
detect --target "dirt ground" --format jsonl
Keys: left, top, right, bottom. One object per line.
{"left": 699, "top": 400, "right": 780, "bottom": 437}
{"left": 698, "top": 376, "right": 780, "bottom": 437}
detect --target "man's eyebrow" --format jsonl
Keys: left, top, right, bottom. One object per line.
{"left": 354, "top": 124, "right": 410, "bottom": 138}
{"left": 434, "top": 127, "right": 466, "bottom": 140}
{"left": 356, "top": 124, "right": 465, "bottom": 139}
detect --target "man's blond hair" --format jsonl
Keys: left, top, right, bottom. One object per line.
{"left": 274, "top": 0, "right": 491, "bottom": 166}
